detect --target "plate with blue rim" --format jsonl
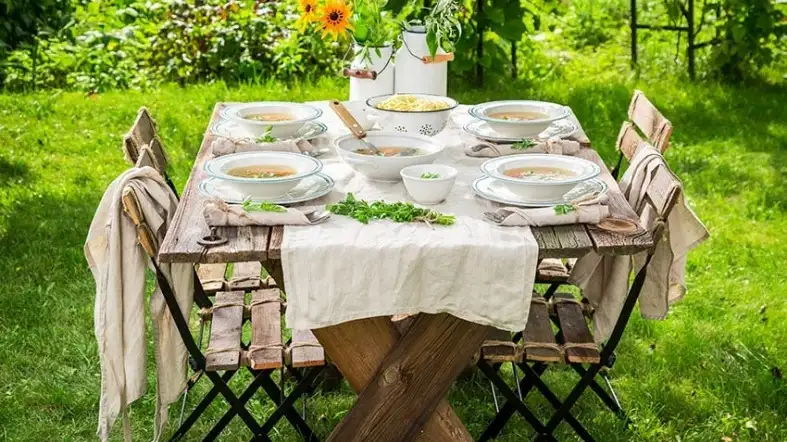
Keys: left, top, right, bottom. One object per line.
{"left": 209, "top": 118, "right": 328, "bottom": 142}
{"left": 463, "top": 118, "right": 579, "bottom": 144}
{"left": 472, "top": 176, "right": 608, "bottom": 208}
{"left": 199, "top": 173, "right": 335, "bottom": 205}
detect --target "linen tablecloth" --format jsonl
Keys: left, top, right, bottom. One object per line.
{"left": 281, "top": 104, "right": 588, "bottom": 332}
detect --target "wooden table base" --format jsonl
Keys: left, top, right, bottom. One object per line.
{"left": 313, "top": 314, "right": 489, "bottom": 442}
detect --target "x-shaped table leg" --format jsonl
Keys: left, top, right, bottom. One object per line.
{"left": 314, "top": 313, "right": 489, "bottom": 442}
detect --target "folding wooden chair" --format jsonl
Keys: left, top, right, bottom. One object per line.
{"left": 121, "top": 150, "right": 328, "bottom": 441}
{"left": 610, "top": 90, "right": 673, "bottom": 179}
{"left": 123, "top": 107, "right": 177, "bottom": 196}
{"left": 477, "top": 153, "right": 683, "bottom": 441}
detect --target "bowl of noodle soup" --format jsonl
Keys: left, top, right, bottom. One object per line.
{"left": 367, "top": 94, "right": 458, "bottom": 137}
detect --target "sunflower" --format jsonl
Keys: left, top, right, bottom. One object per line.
{"left": 319, "top": 0, "right": 354, "bottom": 41}
{"left": 296, "top": 0, "right": 319, "bottom": 32}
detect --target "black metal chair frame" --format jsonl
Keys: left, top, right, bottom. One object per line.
{"left": 477, "top": 189, "right": 674, "bottom": 440}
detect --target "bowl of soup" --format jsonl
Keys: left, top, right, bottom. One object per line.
{"left": 204, "top": 151, "right": 323, "bottom": 199}
{"left": 480, "top": 154, "right": 601, "bottom": 201}
{"left": 335, "top": 132, "right": 444, "bottom": 182}
{"left": 469, "top": 100, "right": 571, "bottom": 138}
{"left": 223, "top": 102, "right": 322, "bottom": 138}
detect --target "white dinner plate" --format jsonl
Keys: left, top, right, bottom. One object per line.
{"left": 463, "top": 118, "right": 579, "bottom": 143}
{"left": 209, "top": 119, "right": 328, "bottom": 142}
{"left": 472, "top": 176, "right": 608, "bottom": 207}
{"left": 199, "top": 173, "right": 335, "bottom": 205}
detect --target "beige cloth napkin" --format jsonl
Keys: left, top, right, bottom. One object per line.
{"left": 203, "top": 198, "right": 326, "bottom": 226}
{"left": 486, "top": 193, "right": 609, "bottom": 226}
{"left": 85, "top": 167, "right": 194, "bottom": 442}
{"left": 210, "top": 136, "right": 314, "bottom": 156}
{"left": 465, "top": 137, "right": 582, "bottom": 158}
{"left": 568, "top": 144, "right": 709, "bottom": 342}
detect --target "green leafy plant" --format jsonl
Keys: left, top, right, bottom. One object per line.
{"left": 512, "top": 139, "right": 537, "bottom": 150}
{"left": 242, "top": 199, "right": 287, "bottom": 213}
{"left": 420, "top": 172, "right": 440, "bottom": 179}
{"left": 327, "top": 192, "right": 455, "bottom": 225}
{"left": 405, "top": 0, "right": 461, "bottom": 57}
{"left": 553, "top": 204, "right": 576, "bottom": 215}
{"left": 255, "top": 126, "right": 278, "bottom": 143}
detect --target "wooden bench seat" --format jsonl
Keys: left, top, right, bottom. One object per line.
{"left": 480, "top": 294, "right": 600, "bottom": 365}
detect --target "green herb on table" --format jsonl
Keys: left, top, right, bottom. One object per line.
{"left": 326, "top": 193, "right": 455, "bottom": 226}
{"left": 255, "top": 126, "right": 277, "bottom": 143}
{"left": 512, "top": 138, "right": 537, "bottom": 150}
{"left": 420, "top": 172, "right": 440, "bottom": 179}
{"left": 553, "top": 204, "right": 576, "bottom": 215}
{"left": 242, "top": 198, "right": 287, "bottom": 213}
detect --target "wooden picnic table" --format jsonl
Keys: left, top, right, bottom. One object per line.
{"left": 158, "top": 102, "right": 653, "bottom": 441}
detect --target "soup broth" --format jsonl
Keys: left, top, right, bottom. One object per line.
{"left": 503, "top": 166, "right": 576, "bottom": 181}
{"left": 243, "top": 113, "right": 294, "bottom": 122}
{"left": 353, "top": 146, "right": 421, "bottom": 157}
{"left": 488, "top": 111, "right": 548, "bottom": 121}
{"left": 227, "top": 165, "right": 296, "bottom": 179}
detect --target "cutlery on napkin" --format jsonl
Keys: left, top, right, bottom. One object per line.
{"left": 484, "top": 192, "right": 610, "bottom": 227}
{"left": 211, "top": 136, "right": 315, "bottom": 157}
{"left": 465, "top": 137, "right": 584, "bottom": 158}
{"left": 203, "top": 199, "right": 330, "bottom": 226}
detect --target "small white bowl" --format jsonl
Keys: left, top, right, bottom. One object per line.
{"left": 367, "top": 94, "right": 458, "bottom": 137}
{"left": 400, "top": 165, "right": 458, "bottom": 205}
{"left": 204, "top": 151, "right": 323, "bottom": 199}
{"left": 335, "top": 132, "right": 444, "bottom": 182}
{"left": 224, "top": 102, "right": 322, "bottom": 138}
{"left": 469, "top": 100, "right": 571, "bottom": 138}
{"left": 480, "top": 154, "right": 600, "bottom": 202}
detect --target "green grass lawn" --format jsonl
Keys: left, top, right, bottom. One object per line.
{"left": 1, "top": 62, "right": 786, "bottom": 441}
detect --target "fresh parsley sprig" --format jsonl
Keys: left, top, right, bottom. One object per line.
{"left": 511, "top": 138, "right": 537, "bottom": 150}
{"left": 242, "top": 198, "right": 287, "bottom": 213}
{"left": 326, "top": 193, "right": 455, "bottom": 226}
{"left": 553, "top": 204, "right": 576, "bottom": 215}
{"left": 255, "top": 126, "right": 277, "bottom": 144}
{"left": 420, "top": 172, "right": 440, "bottom": 179}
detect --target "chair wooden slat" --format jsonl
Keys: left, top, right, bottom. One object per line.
{"left": 536, "top": 258, "right": 570, "bottom": 283}
{"left": 228, "top": 261, "right": 262, "bottom": 291}
{"left": 616, "top": 122, "right": 645, "bottom": 161}
{"left": 249, "top": 288, "right": 283, "bottom": 370}
{"left": 206, "top": 291, "right": 244, "bottom": 371}
{"left": 628, "top": 90, "right": 672, "bottom": 152}
{"left": 148, "top": 136, "right": 169, "bottom": 171}
{"left": 288, "top": 329, "right": 325, "bottom": 368}
{"left": 197, "top": 263, "right": 227, "bottom": 294}
{"left": 481, "top": 329, "right": 519, "bottom": 363}
{"left": 134, "top": 145, "right": 159, "bottom": 170}
{"left": 522, "top": 297, "right": 562, "bottom": 363}
{"left": 553, "top": 293, "right": 600, "bottom": 364}
{"left": 120, "top": 186, "right": 158, "bottom": 258}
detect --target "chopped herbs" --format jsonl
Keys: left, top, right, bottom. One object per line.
{"left": 241, "top": 198, "right": 287, "bottom": 213}
{"left": 255, "top": 126, "right": 277, "bottom": 143}
{"left": 326, "top": 193, "right": 455, "bottom": 226}
{"left": 420, "top": 172, "right": 440, "bottom": 179}
{"left": 512, "top": 138, "right": 537, "bottom": 150}
{"left": 553, "top": 204, "right": 576, "bottom": 215}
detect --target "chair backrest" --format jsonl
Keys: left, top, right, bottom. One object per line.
{"left": 627, "top": 90, "right": 672, "bottom": 153}
{"left": 615, "top": 122, "right": 645, "bottom": 161}
{"left": 123, "top": 107, "right": 169, "bottom": 173}
{"left": 641, "top": 162, "right": 682, "bottom": 246}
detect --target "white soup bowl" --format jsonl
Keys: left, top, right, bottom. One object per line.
{"left": 400, "top": 165, "right": 458, "bottom": 205}
{"left": 335, "top": 132, "right": 444, "bottom": 182}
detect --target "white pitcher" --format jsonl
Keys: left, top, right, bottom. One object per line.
{"left": 394, "top": 26, "right": 449, "bottom": 96}
{"left": 349, "top": 44, "right": 395, "bottom": 102}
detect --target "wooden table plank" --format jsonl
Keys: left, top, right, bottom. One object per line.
{"left": 313, "top": 317, "right": 474, "bottom": 442}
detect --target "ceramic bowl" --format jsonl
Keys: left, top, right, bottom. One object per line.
{"left": 335, "top": 132, "right": 444, "bottom": 182}
{"left": 480, "top": 154, "right": 600, "bottom": 202}
{"left": 366, "top": 94, "right": 458, "bottom": 137}
{"left": 468, "top": 100, "right": 571, "bottom": 138}
{"left": 224, "top": 102, "right": 322, "bottom": 138}
{"left": 400, "top": 164, "right": 458, "bottom": 205}
{"left": 204, "top": 151, "right": 323, "bottom": 199}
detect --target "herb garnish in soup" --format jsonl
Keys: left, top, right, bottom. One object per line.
{"left": 504, "top": 166, "right": 576, "bottom": 181}
{"left": 354, "top": 146, "right": 420, "bottom": 157}
{"left": 243, "top": 113, "right": 294, "bottom": 122}
{"left": 488, "top": 111, "right": 548, "bottom": 121}
{"left": 228, "top": 165, "right": 296, "bottom": 179}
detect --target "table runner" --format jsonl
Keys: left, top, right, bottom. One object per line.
{"left": 281, "top": 104, "right": 587, "bottom": 332}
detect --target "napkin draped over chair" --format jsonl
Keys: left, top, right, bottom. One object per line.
{"left": 85, "top": 167, "right": 194, "bottom": 442}
{"left": 569, "top": 144, "right": 708, "bottom": 342}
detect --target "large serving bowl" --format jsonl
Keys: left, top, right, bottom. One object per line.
{"left": 469, "top": 100, "right": 571, "bottom": 138}
{"left": 204, "top": 151, "right": 323, "bottom": 199}
{"left": 223, "top": 102, "right": 322, "bottom": 138}
{"left": 480, "top": 154, "right": 600, "bottom": 202}
{"left": 335, "top": 132, "right": 444, "bottom": 182}
{"left": 366, "top": 94, "right": 458, "bottom": 137}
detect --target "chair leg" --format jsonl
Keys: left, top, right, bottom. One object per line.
{"left": 170, "top": 370, "right": 237, "bottom": 442}
{"left": 204, "top": 370, "right": 273, "bottom": 441}
{"left": 203, "top": 371, "right": 267, "bottom": 439}
{"left": 539, "top": 365, "right": 603, "bottom": 438}
{"left": 478, "top": 362, "right": 549, "bottom": 441}
{"left": 571, "top": 365, "right": 629, "bottom": 422}
{"left": 257, "top": 366, "right": 323, "bottom": 442}
{"left": 477, "top": 360, "right": 547, "bottom": 439}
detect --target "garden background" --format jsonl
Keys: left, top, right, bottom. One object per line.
{"left": 0, "top": 0, "right": 785, "bottom": 441}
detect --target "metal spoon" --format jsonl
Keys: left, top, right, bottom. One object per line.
{"left": 329, "top": 100, "right": 380, "bottom": 155}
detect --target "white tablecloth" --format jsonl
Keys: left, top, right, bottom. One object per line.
{"left": 281, "top": 103, "right": 587, "bottom": 332}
